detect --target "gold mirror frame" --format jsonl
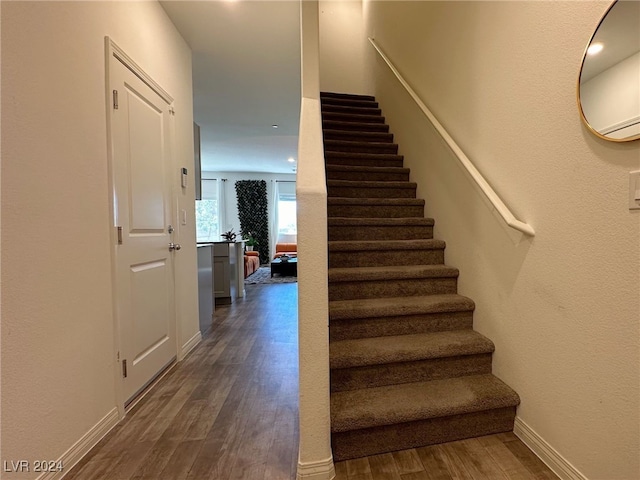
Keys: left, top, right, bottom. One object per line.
{"left": 577, "top": 0, "right": 640, "bottom": 143}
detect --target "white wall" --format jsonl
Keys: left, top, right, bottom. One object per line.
{"left": 356, "top": 2, "right": 640, "bottom": 480}
{"left": 357, "top": 2, "right": 639, "bottom": 479}
{"left": 297, "top": 2, "right": 334, "bottom": 479}
{"left": 202, "top": 171, "right": 295, "bottom": 258}
{"left": 319, "top": 0, "right": 371, "bottom": 96}
{"left": 0, "top": 2, "right": 198, "bottom": 478}
{"left": 581, "top": 51, "right": 640, "bottom": 137}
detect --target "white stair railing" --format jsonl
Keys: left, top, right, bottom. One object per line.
{"left": 369, "top": 38, "right": 535, "bottom": 237}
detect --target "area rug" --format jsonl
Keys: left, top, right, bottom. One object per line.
{"left": 245, "top": 266, "right": 297, "bottom": 285}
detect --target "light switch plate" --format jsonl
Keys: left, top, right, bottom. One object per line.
{"left": 630, "top": 170, "right": 640, "bottom": 210}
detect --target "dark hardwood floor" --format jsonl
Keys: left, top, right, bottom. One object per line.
{"left": 64, "top": 282, "right": 557, "bottom": 480}
{"left": 65, "top": 283, "right": 299, "bottom": 480}
{"left": 333, "top": 433, "right": 559, "bottom": 480}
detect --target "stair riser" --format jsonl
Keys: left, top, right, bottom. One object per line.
{"left": 325, "top": 142, "right": 399, "bottom": 155}
{"left": 327, "top": 186, "right": 416, "bottom": 199}
{"left": 321, "top": 92, "right": 376, "bottom": 102}
{"left": 322, "top": 112, "right": 386, "bottom": 124}
{"left": 322, "top": 105, "right": 382, "bottom": 116}
{"left": 328, "top": 249, "right": 444, "bottom": 268}
{"left": 324, "top": 131, "right": 394, "bottom": 143}
{"left": 329, "top": 312, "right": 474, "bottom": 342}
{"left": 321, "top": 98, "right": 379, "bottom": 108}
{"left": 328, "top": 277, "right": 457, "bottom": 301}
{"left": 328, "top": 204, "right": 424, "bottom": 218}
{"left": 328, "top": 224, "right": 432, "bottom": 241}
{"left": 326, "top": 170, "right": 409, "bottom": 182}
{"left": 331, "top": 407, "right": 517, "bottom": 461}
{"left": 323, "top": 121, "right": 390, "bottom": 133}
{"left": 331, "top": 353, "right": 493, "bottom": 392}
{"left": 325, "top": 156, "right": 404, "bottom": 168}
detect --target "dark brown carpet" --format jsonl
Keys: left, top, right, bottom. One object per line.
{"left": 322, "top": 91, "right": 519, "bottom": 461}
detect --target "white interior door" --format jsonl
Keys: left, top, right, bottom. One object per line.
{"left": 109, "top": 53, "right": 177, "bottom": 405}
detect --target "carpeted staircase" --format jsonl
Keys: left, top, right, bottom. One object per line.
{"left": 321, "top": 91, "right": 521, "bottom": 461}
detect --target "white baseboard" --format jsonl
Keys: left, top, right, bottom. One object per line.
{"left": 181, "top": 331, "right": 202, "bottom": 359}
{"left": 297, "top": 455, "right": 336, "bottom": 480}
{"left": 514, "top": 416, "right": 588, "bottom": 480}
{"left": 38, "top": 408, "right": 119, "bottom": 480}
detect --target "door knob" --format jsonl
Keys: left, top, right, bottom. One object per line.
{"left": 169, "top": 243, "right": 181, "bottom": 251}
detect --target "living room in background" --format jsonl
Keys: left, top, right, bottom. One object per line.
{"left": 196, "top": 178, "right": 226, "bottom": 242}
{"left": 271, "top": 180, "right": 297, "bottom": 257}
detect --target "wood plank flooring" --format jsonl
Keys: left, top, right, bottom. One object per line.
{"left": 333, "top": 433, "right": 559, "bottom": 480}
{"left": 64, "top": 282, "right": 558, "bottom": 480}
{"left": 64, "top": 283, "right": 299, "bottom": 480}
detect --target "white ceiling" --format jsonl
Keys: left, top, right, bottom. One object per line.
{"left": 159, "top": 1, "right": 301, "bottom": 174}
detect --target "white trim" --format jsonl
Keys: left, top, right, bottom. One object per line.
{"left": 181, "top": 331, "right": 202, "bottom": 359}
{"left": 37, "top": 408, "right": 119, "bottom": 480}
{"left": 514, "top": 416, "right": 588, "bottom": 480}
{"left": 107, "top": 37, "right": 173, "bottom": 104}
{"left": 369, "top": 38, "right": 535, "bottom": 237}
{"left": 600, "top": 114, "right": 640, "bottom": 136}
{"left": 104, "top": 36, "right": 126, "bottom": 418}
{"left": 297, "top": 455, "right": 336, "bottom": 480}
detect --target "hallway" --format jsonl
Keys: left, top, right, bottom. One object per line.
{"left": 65, "top": 283, "right": 299, "bottom": 480}
{"left": 64, "top": 281, "right": 557, "bottom": 480}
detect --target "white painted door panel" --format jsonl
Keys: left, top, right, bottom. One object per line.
{"left": 110, "top": 58, "right": 176, "bottom": 404}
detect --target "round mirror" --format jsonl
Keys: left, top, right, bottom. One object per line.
{"left": 578, "top": 0, "right": 640, "bottom": 142}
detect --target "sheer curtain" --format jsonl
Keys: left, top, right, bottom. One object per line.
{"left": 270, "top": 181, "right": 280, "bottom": 259}
{"left": 218, "top": 178, "right": 227, "bottom": 235}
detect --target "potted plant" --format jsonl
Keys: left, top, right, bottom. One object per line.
{"left": 243, "top": 233, "right": 258, "bottom": 251}
{"left": 221, "top": 229, "right": 237, "bottom": 242}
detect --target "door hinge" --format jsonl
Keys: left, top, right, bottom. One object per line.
{"left": 169, "top": 106, "right": 175, "bottom": 116}
{"left": 113, "top": 90, "right": 119, "bottom": 110}
{"left": 116, "top": 226, "right": 123, "bottom": 245}
{"left": 122, "top": 359, "right": 127, "bottom": 378}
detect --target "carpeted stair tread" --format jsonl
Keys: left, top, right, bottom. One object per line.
{"left": 321, "top": 98, "right": 379, "bottom": 109}
{"left": 326, "top": 155, "right": 404, "bottom": 169}
{"left": 329, "top": 239, "right": 444, "bottom": 252}
{"left": 323, "top": 120, "right": 390, "bottom": 132}
{"left": 324, "top": 129, "right": 395, "bottom": 143}
{"left": 327, "top": 180, "right": 417, "bottom": 190}
{"left": 330, "top": 330, "right": 495, "bottom": 369}
{"left": 324, "top": 139, "right": 399, "bottom": 154}
{"left": 322, "top": 104, "right": 382, "bottom": 116}
{"left": 329, "top": 294, "right": 475, "bottom": 321}
{"left": 321, "top": 112, "right": 387, "bottom": 124}
{"left": 328, "top": 197, "right": 424, "bottom": 207}
{"left": 331, "top": 374, "right": 520, "bottom": 433}
{"left": 328, "top": 217, "right": 433, "bottom": 226}
{"left": 321, "top": 91, "right": 376, "bottom": 102}
{"left": 328, "top": 264, "right": 458, "bottom": 282}
{"left": 326, "top": 165, "right": 410, "bottom": 175}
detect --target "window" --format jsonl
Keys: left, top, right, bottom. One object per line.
{"left": 195, "top": 179, "right": 220, "bottom": 242}
{"left": 277, "top": 194, "right": 297, "bottom": 235}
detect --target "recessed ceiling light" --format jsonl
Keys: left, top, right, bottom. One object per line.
{"left": 587, "top": 43, "right": 604, "bottom": 56}
{"left": 288, "top": 157, "right": 296, "bottom": 163}
{"left": 272, "top": 124, "right": 279, "bottom": 129}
